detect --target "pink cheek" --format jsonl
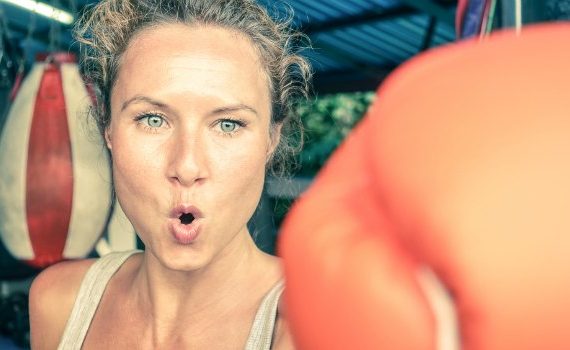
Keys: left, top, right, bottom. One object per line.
{"left": 226, "top": 152, "right": 266, "bottom": 175}
{"left": 112, "top": 146, "right": 155, "bottom": 184}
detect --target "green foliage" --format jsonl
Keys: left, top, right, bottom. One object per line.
{"left": 295, "top": 91, "right": 375, "bottom": 176}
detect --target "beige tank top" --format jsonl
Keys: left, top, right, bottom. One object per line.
{"left": 57, "top": 250, "right": 284, "bottom": 350}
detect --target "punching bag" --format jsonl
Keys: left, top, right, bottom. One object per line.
{"left": 280, "top": 23, "right": 570, "bottom": 349}
{"left": 0, "top": 26, "right": 39, "bottom": 279}
{"left": 0, "top": 53, "right": 112, "bottom": 268}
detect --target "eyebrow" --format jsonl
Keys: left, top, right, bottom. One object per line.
{"left": 210, "top": 104, "right": 258, "bottom": 117}
{"left": 121, "top": 95, "right": 167, "bottom": 112}
{"left": 121, "top": 95, "right": 258, "bottom": 117}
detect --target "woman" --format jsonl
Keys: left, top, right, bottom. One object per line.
{"left": 29, "top": 1, "right": 310, "bottom": 349}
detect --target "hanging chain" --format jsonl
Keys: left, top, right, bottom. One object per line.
{"left": 69, "top": 0, "right": 78, "bottom": 18}
{"left": 48, "top": 0, "right": 62, "bottom": 52}
{"left": 24, "top": 5, "right": 37, "bottom": 55}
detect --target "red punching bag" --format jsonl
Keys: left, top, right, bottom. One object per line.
{"left": 280, "top": 23, "right": 570, "bottom": 350}
{"left": 0, "top": 53, "right": 112, "bottom": 268}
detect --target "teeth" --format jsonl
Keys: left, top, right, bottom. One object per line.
{"left": 179, "top": 213, "right": 195, "bottom": 225}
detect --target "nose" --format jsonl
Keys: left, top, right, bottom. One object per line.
{"left": 166, "top": 128, "right": 208, "bottom": 186}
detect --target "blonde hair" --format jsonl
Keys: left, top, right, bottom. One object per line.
{"left": 74, "top": 0, "right": 311, "bottom": 174}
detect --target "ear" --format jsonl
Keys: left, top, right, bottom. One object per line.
{"left": 268, "top": 123, "right": 283, "bottom": 158}
{"left": 104, "top": 127, "right": 112, "bottom": 150}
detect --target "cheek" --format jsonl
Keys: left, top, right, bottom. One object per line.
{"left": 211, "top": 134, "right": 269, "bottom": 201}
{"left": 110, "top": 131, "right": 164, "bottom": 196}
{"left": 217, "top": 154, "right": 266, "bottom": 191}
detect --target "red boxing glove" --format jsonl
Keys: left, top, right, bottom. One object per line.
{"left": 280, "top": 23, "right": 570, "bottom": 350}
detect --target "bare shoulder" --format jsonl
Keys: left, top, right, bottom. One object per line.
{"left": 272, "top": 294, "right": 297, "bottom": 350}
{"left": 29, "top": 258, "right": 96, "bottom": 350}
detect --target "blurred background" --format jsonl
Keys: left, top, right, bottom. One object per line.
{"left": 0, "top": 0, "right": 568, "bottom": 348}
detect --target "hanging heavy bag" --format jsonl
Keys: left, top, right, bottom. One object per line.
{"left": 0, "top": 53, "right": 112, "bottom": 268}
{"left": 0, "top": 22, "right": 39, "bottom": 279}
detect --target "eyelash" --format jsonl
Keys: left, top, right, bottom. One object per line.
{"left": 214, "top": 118, "right": 248, "bottom": 137}
{"left": 134, "top": 112, "right": 167, "bottom": 133}
{"left": 133, "top": 113, "right": 247, "bottom": 136}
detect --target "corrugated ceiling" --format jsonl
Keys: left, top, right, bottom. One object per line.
{"left": 0, "top": 0, "right": 457, "bottom": 94}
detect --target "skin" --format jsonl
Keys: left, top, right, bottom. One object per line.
{"left": 29, "top": 23, "right": 294, "bottom": 349}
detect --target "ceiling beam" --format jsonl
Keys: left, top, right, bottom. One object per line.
{"left": 312, "top": 67, "right": 395, "bottom": 94}
{"left": 420, "top": 16, "right": 437, "bottom": 51}
{"left": 311, "top": 38, "right": 396, "bottom": 78}
{"left": 301, "top": 1, "right": 456, "bottom": 35}
{"left": 397, "top": 0, "right": 455, "bottom": 28}
{"left": 302, "top": 6, "right": 418, "bottom": 34}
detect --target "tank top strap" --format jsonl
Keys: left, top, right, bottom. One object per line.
{"left": 244, "top": 279, "right": 285, "bottom": 350}
{"left": 57, "top": 250, "right": 141, "bottom": 350}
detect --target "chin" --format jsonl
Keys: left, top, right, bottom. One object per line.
{"left": 150, "top": 240, "right": 213, "bottom": 273}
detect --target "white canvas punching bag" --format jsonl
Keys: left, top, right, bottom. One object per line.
{"left": 0, "top": 53, "right": 113, "bottom": 268}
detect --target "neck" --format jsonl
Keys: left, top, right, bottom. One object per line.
{"left": 129, "top": 228, "right": 279, "bottom": 343}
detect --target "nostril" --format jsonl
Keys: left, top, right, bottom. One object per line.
{"left": 179, "top": 213, "right": 194, "bottom": 225}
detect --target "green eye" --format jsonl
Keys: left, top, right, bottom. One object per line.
{"left": 220, "top": 120, "right": 237, "bottom": 133}
{"left": 147, "top": 115, "right": 164, "bottom": 128}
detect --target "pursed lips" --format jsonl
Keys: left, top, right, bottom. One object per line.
{"left": 168, "top": 204, "right": 204, "bottom": 244}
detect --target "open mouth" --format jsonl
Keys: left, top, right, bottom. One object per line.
{"left": 170, "top": 205, "right": 202, "bottom": 244}
{"left": 179, "top": 213, "right": 195, "bottom": 225}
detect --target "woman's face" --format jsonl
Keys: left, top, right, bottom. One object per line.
{"left": 107, "top": 24, "right": 276, "bottom": 271}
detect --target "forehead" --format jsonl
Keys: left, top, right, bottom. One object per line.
{"left": 113, "top": 23, "right": 270, "bottom": 115}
